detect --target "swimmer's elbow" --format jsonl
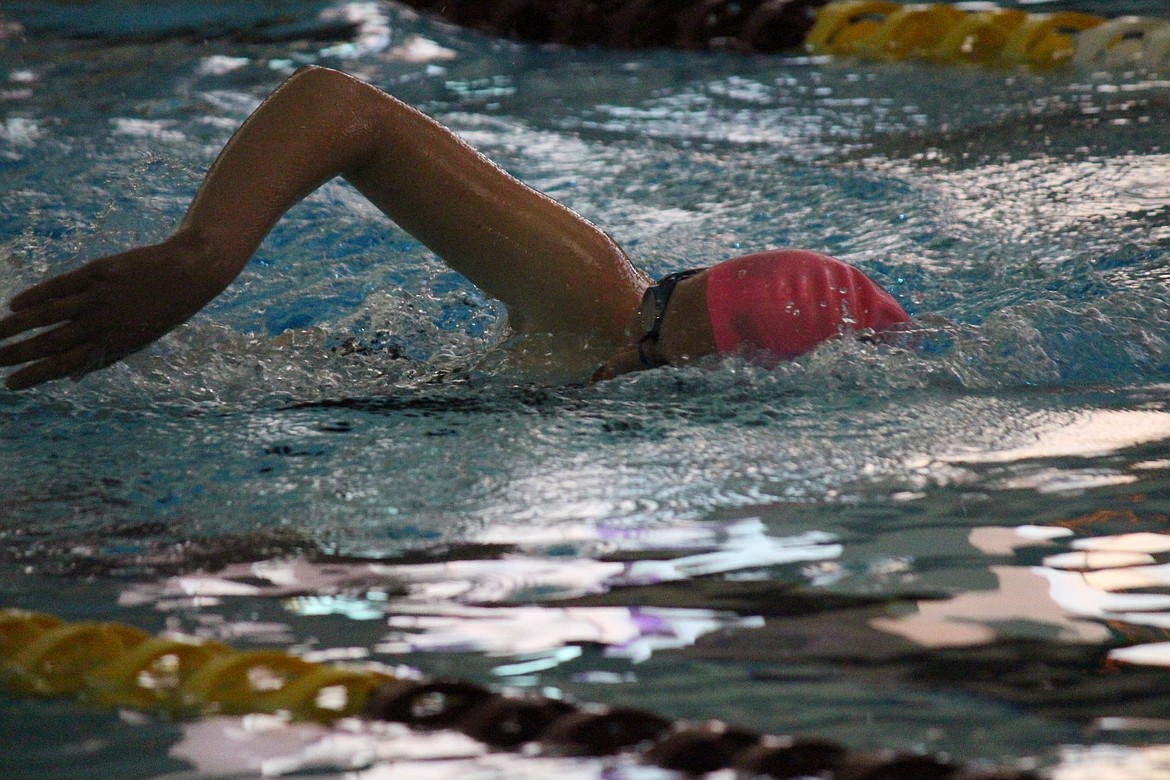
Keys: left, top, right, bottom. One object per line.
{"left": 289, "top": 63, "right": 350, "bottom": 86}
{"left": 282, "top": 65, "right": 368, "bottom": 106}
{"left": 275, "top": 65, "right": 388, "bottom": 173}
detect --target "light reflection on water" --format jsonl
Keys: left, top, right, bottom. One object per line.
{"left": 4, "top": 0, "right": 1170, "bottom": 777}
{"left": 166, "top": 714, "right": 673, "bottom": 780}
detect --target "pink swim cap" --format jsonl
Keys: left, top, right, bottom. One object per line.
{"left": 705, "top": 249, "right": 909, "bottom": 359}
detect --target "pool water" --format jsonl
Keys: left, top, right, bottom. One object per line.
{"left": 3, "top": 1, "right": 1170, "bottom": 777}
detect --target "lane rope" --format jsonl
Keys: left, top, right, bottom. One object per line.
{"left": 393, "top": 0, "right": 1170, "bottom": 71}
{"left": 1, "top": 608, "right": 1038, "bottom": 778}
{"left": 0, "top": 609, "right": 392, "bottom": 721}
{"left": 806, "top": 2, "right": 1116, "bottom": 69}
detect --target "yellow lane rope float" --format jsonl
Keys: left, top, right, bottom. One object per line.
{"left": 1, "top": 608, "right": 1045, "bottom": 778}
{"left": 805, "top": 1, "right": 1170, "bottom": 71}
{"left": 0, "top": 609, "right": 391, "bottom": 722}
{"left": 996, "top": 11, "right": 1104, "bottom": 69}
{"left": 923, "top": 8, "right": 1027, "bottom": 65}
{"left": 804, "top": 0, "right": 901, "bottom": 56}
{"left": 1072, "top": 15, "right": 1170, "bottom": 69}
{"left": 855, "top": 3, "right": 968, "bottom": 61}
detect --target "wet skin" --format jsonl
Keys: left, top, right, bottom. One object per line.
{"left": 0, "top": 66, "right": 717, "bottom": 390}
{"left": 593, "top": 270, "right": 717, "bottom": 381}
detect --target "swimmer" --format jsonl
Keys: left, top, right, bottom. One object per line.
{"left": 0, "top": 66, "right": 908, "bottom": 390}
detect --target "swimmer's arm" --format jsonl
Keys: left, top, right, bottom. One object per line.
{"left": 0, "top": 66, "right": 643, "bottom": 390}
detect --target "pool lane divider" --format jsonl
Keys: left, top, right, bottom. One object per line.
{"left": 806, "top": 2, "right": 1170, "bottom": 71}
{"left": 395, "top": 0, "right": 1170, "bottom": 71}
{"left": 0, "top": 610, "right": 395, "bottom": 720}
{"left": 1, "top": 608, "right": 1040, "bottom": 778}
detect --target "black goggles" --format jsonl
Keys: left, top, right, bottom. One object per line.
{"left": 636, "top": 268, "right": 705, "bottom": 368}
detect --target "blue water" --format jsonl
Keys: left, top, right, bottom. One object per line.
{"left": 4, "top": 2, "right": 1170, "bottom": 778}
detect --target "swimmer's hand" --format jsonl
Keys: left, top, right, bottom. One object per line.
{"left": 0, "top": 230, "right": 226, "bottom": 389}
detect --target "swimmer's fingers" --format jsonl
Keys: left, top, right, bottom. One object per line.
{"left": 0, "top": 292, "right": 93, "bottom": 340}
{"left": 0, "top": 321, "right": 91, "bottom": 370}
{"left": 3, "top": 235, "right": 229, "bottom": 389}
{"left": 7, "top": 265, "right": 95, "bottom": 311}
{"left": 4, "top": 344, "right": 105, "bottom": 391}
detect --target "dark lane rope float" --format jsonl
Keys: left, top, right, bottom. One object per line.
{"left": 1, "top": 609, "right": 1035, "bottom": 778}
{"left": 394, "top": 0, "right": 829, "bottom": 53}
